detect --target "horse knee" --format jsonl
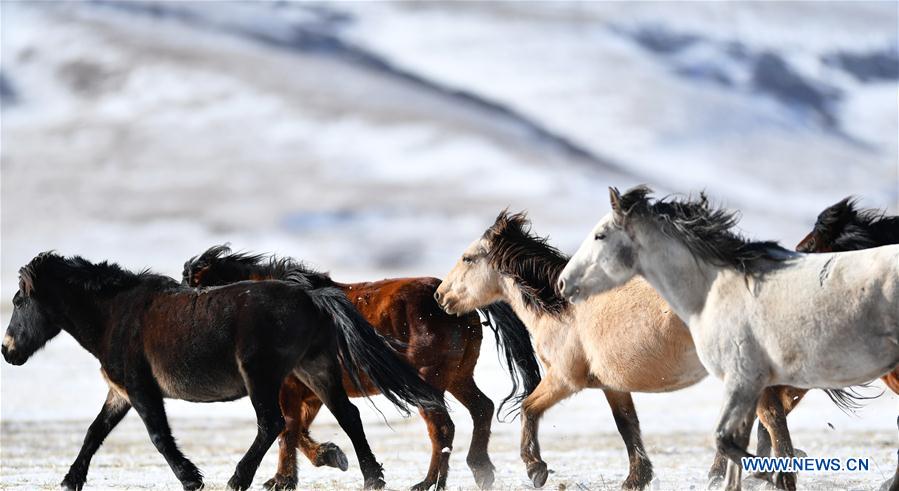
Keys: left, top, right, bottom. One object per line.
{"left": 264, "top": 415, "right": 286, "bottom": 439}
{"left": 442, "top": 417, "right": 455, "bottom": 441}
{"left": 716, "top": 430, "right": 735, "bottom": 454}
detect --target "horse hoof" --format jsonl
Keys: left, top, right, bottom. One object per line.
{"left": 263, "top": 474, "right": 298, "bottom": 491}
{"left": 60, "top": 475, "right": 85, "bottom": 491}
{"left": 316, "top": 442, "right": 349, "bottom": 471}
{"left": 183, "top": 480, "right": 205, "bottom": 491}
{"left": 706, "top": 475, "right": 724, "bottom": 490}
{"left": 364, "top": 477, "right": 387, "bottom": 490}
{"left": 527, "top": 461, "right": 549, "bottom": 488}
{"left": 773, "top": 471, "right": 796, "bottom": 491}
{"left": 622, "top": 472, "right": 653, "bottom": 490}
{"left": 226, "top": 474, "right": 249, "bottom": 491}
{"left": 472, "top": 465, "right": 495, "bottom": 489}
{"left": 410, "top": 479, "right": 436, "bottom": 491}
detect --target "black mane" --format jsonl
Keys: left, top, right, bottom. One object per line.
{"left": 617, "top": 186, "right": 791, "bottom": 272}
{"left": 812, "top": 197, "right": 899, "bottom": 251}
{"left": 19, "top": 252, "right": 157, "bottom": 296}
{"left": 184, "top": 245, "right": 333, "bottom": 289}
{"left": 483, "top": 211, "right": 570, "bottom": 316}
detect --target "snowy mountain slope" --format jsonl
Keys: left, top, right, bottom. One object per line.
{"left": 337, "top": 2, "right": 898, "bottom": 216}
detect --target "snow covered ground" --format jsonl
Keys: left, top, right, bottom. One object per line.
{"left": 1, "top": 1, "right": 897, "bottom": 489}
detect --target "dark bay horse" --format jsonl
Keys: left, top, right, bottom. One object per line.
{"left": 182, "top": 245, "right": 541, "bottom": 491}
{"left": 752, "top": 197, "right": 899, "bottom": 490}
{"left": 1, "top": 252, "right": 445, "bottom": 490}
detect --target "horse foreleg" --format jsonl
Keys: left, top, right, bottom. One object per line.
{"left": 715, "top": 381, "right": 763, "bottom": 491}
{"left": 61, "top": 389, "right": 131, "bottom": 491}
{"left": 449, "top": 378, "right": 496, "bottom": 490}
{"left": 753, "top": 386, "right": 802, "bottom": 490}
{"left": 520, "top": 371, "right": 574, "bottom": 488}
{"left": 604, "top": 390, "right": 653, "bottom": 490}
{"left": 755, "top": 386, "right": 806, "bottom": 458}
{"left": 127, "top": 373, "right": 204, "bottom": 490}
{"left": 227, "top": 361, "right": 287, "bottom": 491}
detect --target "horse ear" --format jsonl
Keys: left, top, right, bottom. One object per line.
{"left": 18, "top": 276, "right": 31, "bottom": 295}
{"left": 609, "top": 187, "right": 624, "bottom": 216}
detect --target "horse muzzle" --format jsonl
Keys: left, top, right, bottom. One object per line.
{"left": 1, "top": 336, "right": 27, "bottom": 366}
{"left": 557, "top": 281, "right": 584, "bottom": 304}
{"left": 1, "top": 344, "right": 26, "bottom": 366}
{"left": 435, "top": 297, "right": 459, "bottom": 316}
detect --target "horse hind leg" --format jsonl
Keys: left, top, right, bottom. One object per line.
{"left": 265, "top": 378, "right": 344, "bottom": 491}
{"left": 449, "top": 377, "right": 496, "bottom": 490}
{"left": 294, "top": 354, "right": 386, "bottom": 490}
{"left": 297, "top": 398, "right": 349, "bottom": 471}
{"left": 603, "top": 390, "right": 653, "bottom": 490}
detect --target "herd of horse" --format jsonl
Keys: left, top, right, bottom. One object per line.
{"left": 2, "top": 192, "right": 898, "bottom": 491}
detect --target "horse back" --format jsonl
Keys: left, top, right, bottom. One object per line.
{"left": 714, "top": 246, "right": 899, "bottom": 387}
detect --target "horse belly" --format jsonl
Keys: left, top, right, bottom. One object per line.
{"left": 146, "top": 342, "right": 248, "bottom": 403}
{"left": 155, "top": 361, "right": 248, "bottom": 403}
{"left": 772, "top": 343, "right": 899, "bottom": 389}
{"left": 587, "top": 319, "right": 707, "bottom": 393}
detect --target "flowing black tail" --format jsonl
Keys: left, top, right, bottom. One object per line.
{"left": 305, "top": 285, "right": 446, "bottom": 416}
{"left": 482, "top": 302, "right": 542, "bottom": 421}
{"left": 822, "top": 385, "right": 881, "bottom": 414}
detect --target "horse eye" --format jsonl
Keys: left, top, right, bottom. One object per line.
{"left": 594, "top": 233, "right": 607, "bottom": 241}
{"left": 462, "top": 256, "right": 474, "bottom": 264}
{"left": 12, "top": 295, "right": 23, "bottom": 307}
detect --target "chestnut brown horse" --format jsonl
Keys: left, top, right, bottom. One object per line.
{"left": 753, "top": 197, "right": 899, "bottom": 491}
{"left": 182, "top": 245, "right": 540, "bottom": 491}
{"left": 2, "top": 253, "right": 445, "bottom": 491}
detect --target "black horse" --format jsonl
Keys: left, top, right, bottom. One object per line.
{"left": 796, "top": 196, "right": 899, "bottom": 252}
{"left": 1, "top": 252, "right": 445, "bottom": 490}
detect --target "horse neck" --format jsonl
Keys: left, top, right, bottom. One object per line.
{"left": 50, "top": 287, "right": 114, "bottom": 359}
{"left": 498, "top": 276, "right": 568, "bottom": 338}
{"left": 632, "top": 220, "right": 719, "bottom": 324}
{"left": 873, "top": 217, "right": 899, "bottom": 245}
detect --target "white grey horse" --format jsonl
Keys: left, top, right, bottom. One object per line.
{"left": 557, "top": 186, "right": 899, "bottom": 491}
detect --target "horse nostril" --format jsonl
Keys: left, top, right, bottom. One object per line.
{"left": 434, "top": 291, "right": 442, "bottom": 302}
